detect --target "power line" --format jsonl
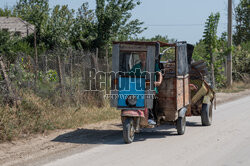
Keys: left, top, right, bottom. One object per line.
{"left": 145, "top": 23, "right": 227, "bottom": 27}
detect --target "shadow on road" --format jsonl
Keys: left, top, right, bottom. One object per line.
{"left": 52, "top": 124, "right": 179, "bottom": 145}
{"left": 186, "top": 121, "right": 202, "bottom": 127}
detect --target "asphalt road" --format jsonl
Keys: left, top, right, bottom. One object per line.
{"left": 43, "top": 96, "right": 250, "bottom": 166}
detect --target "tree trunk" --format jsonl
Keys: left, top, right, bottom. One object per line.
{"left": 91, "top": 48, "right": 99, "bottom": 71}
{"left": 210, "top": 51, "right": 215, "bottom": 88}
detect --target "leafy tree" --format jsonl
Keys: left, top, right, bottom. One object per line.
{"left": 116, "top": 19, "right": 146, "bottom": 41}
{"left": 0, "top": 30, "right": 13, "bottom": 56}
{"left": 232, "top": 41, "right": 250, "bottom": 80}
{"left": 192, "top": 40, "right": 207, "bottom": 61}
{"left": 233, "top": 0, "right": 250, "bottom": 45}
{"left": 45, "top": 5, "right": 75, "bottom": 49}
{"left": 134, "top": 35, "right": 173, "bottom": 43}
{"left": 15, "top": 0, "right": 50, "bottom": 43}
{"left": 92, "top": 0, "right": 145, "bottom": 55}
{"left": 202, "top": 12, "right": 220, "bottom": 88}
{"left": 70, "top": 3, "right": 96, "bottom": 50}
{"left": 214, "top": 33, "right": 228, "bottom": 87}
{"left": 0, "top": 7, "right": 17, "bottom": 17}
{"left": 0, "top": 30, "right": 32, "bottom": 62}
{"left": 70, "top": 1, "right": 145, "bottom": 53}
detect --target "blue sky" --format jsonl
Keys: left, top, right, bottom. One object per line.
{"left": 0, "top": 0, "right": 240, "bottom": 44}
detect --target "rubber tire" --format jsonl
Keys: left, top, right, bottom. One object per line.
{"left": 176, "top": 116, "right": 186, "bottom": 135}
{"left": 123, "top": 118, "right": 135, "bottom": 144}
{"left": 201, "top": 102, "right": 212, "bottom": 126}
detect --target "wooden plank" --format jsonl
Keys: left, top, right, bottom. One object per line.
{"left": 111, "top": 44, "right": 120, "bottom": 73}
{"left": 145, "top": 46, "right": 155, "bottom": 109}
{"left": 110, "top": 44, "right": 120, "bottom": 107}
{"left": 120, "top": 44, "right": 147, "bottom": 52}
{"left": 158, "top": 90, "right": 175, "bottom": 97}
{"left": 176, "top": 78, "right": 184, "bottom": 110}
{"left": 158, "top": 78, "right": 176, "bottom": 90}
{"left": 191, "top": 60, "right": 205, "bottom": 66}
{"left": 185, "top": 77, "right": 190, "bottom": 106}
{"left": 158, "top": 67, "right": 180, "bottom": 120}
{"left": 176, "top": 74, "right": 189, "bottom": 79}
{"left": 158, "top": 97, "right": 176, "bottom": 105}
{"left": 183, "top": 78, "right": 185, "bottom": 106}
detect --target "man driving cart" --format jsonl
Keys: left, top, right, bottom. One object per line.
{"left": 129, "top": 52, "right": 163, "bottom": 125}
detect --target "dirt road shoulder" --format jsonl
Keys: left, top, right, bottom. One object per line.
{"left": 0, "top": 89, "right": 250, "bottom": 166}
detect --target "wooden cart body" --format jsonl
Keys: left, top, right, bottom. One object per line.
{"left": 157, "top": 42, "right": 190, "bottom": 122}
{"left": 157, "top": 44, "right": 215, "bottom": 122}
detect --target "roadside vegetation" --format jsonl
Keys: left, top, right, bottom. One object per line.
{"left": 0, "top": 0, "right": 249, "bottom": 142}
{"left": 216, "top": 81, "right": 250, "bottom": 93}
{"left": 0, "top": 92, "right": 119, "bottom": 142}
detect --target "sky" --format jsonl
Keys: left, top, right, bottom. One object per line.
{"left": 0, "top": 0, "right": 240, "bottom": 44}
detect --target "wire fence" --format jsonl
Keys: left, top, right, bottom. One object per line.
{"left": 0, "top": 48, "right": 111, "bottom": 107}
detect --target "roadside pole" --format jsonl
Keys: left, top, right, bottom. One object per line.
{"left": 227, "top": 0, "right": 233, "bottom": 87}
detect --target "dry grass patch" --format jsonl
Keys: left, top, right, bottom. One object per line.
{"left": 217, "top": 81, "right": 250, "bottom": 93}
{"left": 0, "top": 92, "right": 119, "bottom": 142}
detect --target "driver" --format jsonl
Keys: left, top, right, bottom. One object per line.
{"left": 130, "top": 52, "right": 163, "bottom": 125}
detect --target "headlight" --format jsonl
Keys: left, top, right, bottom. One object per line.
{"left": 126, "top": 95, "right": 137, "bottom": 107}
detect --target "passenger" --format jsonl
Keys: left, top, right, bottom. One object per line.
{"left": 130, "top": 52, "right": 163, "bottom": 125}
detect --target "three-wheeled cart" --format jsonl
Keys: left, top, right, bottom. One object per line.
{"left": 110, "top": 41, "right": 215, "bottom": 143}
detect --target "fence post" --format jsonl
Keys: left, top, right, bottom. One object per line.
{"left": 69, "top": 49, "right": 73, "bottom": 91}
{"left": 0, "top": 56, "right": 16, "bottom": 105}
{"left": 57, "top": 55, "right": 65, "bottom": 96}
{"left": 34, "top": 28, "right": 38, "bottom": 92}
{"left": 105, "top": 48, "right": 109, "bottom": 93}
{"left": 45, "top": 54, "right": 48, "bottom": 73}
{"left": 96, "top": 48, "right": 99, "bottom": 68}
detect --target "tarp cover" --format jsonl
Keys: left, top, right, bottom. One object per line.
{"left": 177, "top": 43, "right": 189, "bottom": 76}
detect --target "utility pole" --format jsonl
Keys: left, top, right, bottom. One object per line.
{"left": 227, "top": 0, "right": 233, "bottom": 87}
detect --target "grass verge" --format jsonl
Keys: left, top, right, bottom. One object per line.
{"left": 1, "top": 81, "right": 249, "bottom": 142}
{"left": 216, "top": 81, "right": 250, "bottom": 93}
{"left": 0, "top": 92, "right": 120, "bottom": 142}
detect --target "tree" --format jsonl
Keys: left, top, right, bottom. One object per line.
{"left": 203, "top": 12, "right": 220, "bottom": 88}
{"left": 70, "top": 3, "right": 96, "bottom": 50}
{"left": 0, "top": 30, "right": 32, "bottom": 62}
{"left": 70, "top": 1, "right": 145, "bottom": 54}
{"left": 45, "top": 5, "right": 75, "bottom": 48}
{"left": 232, "top": 42, "right": 250, "bottom": 81}
{"left": 15, "top": 0, "right": 50, "bottom": 43}
{"left": 233, "top": 0, "right": 250, "bottom": 45}
{"left": 0, "top": 30, "right": 13, "bottom": 56}
{"left": 116, "top": 19, "right": 146, "bottom": 41}
{"left": 134, "top": 35, "right": 172, "bottom": 43}
{"left": 0, "top": 7, "right": 17, "bottom": 17}
{"left": 192, "top": 40, "right": 207, "bottom": 61}
{"left": 93, "top": 0, "right": 145, "bottom": 49}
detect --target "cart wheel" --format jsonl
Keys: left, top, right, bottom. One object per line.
{"left": 201, "top": 102, "right": 212, "bottom": 126}
{"left": 176, "top": 115, "right": 186, "bottom": 135}
{"left": 123, "top": 118, "right": 135, "bottom": 144}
